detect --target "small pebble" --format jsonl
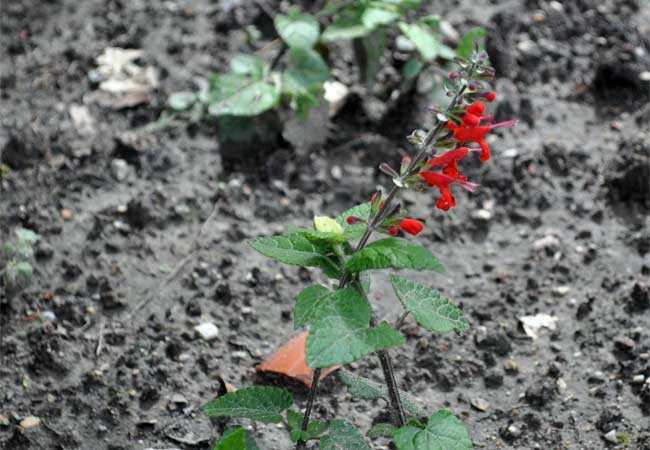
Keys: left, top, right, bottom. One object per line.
{"left": 614, "top": 336, "right": 635, "bottom": 352}
{"left": 110, "top": 158, "right": 129, "bottom": 181}
{"left": 0, "top": 415, "right": 9, "bottom": 426}
{"left": 40, "top": 310, "right": 56, "bottom": 321}
{"left": 194, "top": 323, "right": 219, "bottom": 341}
{"left": 507, "top": 424, "right": 521, "bottom": 438}
{"left": 471, "top": 209, "right": 492, "bottom": 222}
{"left": 20, "top": 416, "right": 41, "bottom": 429}
{"left": 552, "top": 286, "right": 570, "bottom": 297}
{"left": 632, "top": 374, "right": 645, "bottom": 384}
{"left": 61, "top": 209, "right": 74, "bottom": 220}
{"left": 603, "top": 429, "right": 618, "bottom": 444}
{"left": 471, "top": 397, "right": 490, "bottom": 412}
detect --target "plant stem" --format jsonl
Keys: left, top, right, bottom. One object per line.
{"left": 296, "top": 367, "right": 321, "bottom": 450}
{"left": 296, "top": 71, "right": 472, "bottom": 448}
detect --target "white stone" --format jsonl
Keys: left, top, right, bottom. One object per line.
{"left": 519, "top": 313, "right": 558, "bottom": 339}
{"left": 20, "top": 416, "right": 41, "bottom": 429}
{"left": 603, "top": 430, "right": 618, "bottom": 444}
{"left": 323, "top": 81, "right": 349, "bottom": 117}
{"left": 194, "top": 323, "right": 219, "bottom": 341}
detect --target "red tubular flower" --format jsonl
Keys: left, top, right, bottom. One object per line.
{"left": 426, "top": 147, "right": 482, "bottom": 182}
{"left": 448, "top": 118, "right": 518, "bottom": 162}
{"left": 420, "top": 171, "right": 480, "bottom": 211}
{"left": 467, "top": 101, "right": 485, "bottom": 115}
{"left": 399, "top": 218, "right": 424, "bottom": 236}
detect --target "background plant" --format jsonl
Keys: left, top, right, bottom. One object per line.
{"left": 201, "top": 44, "right": 517, "bottom": 449}
{"left": 1, "top": 227, "right": 39, "bottom": 300}
{"left": 166, "top": 1, "right": 485, "bottom": 125}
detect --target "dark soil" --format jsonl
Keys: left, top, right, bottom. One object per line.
{"left": 2, "top": 0, "right": 649, "bottom": 449}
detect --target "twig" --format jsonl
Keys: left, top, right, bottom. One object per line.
{"left": 95, "top": 318, "right": 105, "bottom": 357}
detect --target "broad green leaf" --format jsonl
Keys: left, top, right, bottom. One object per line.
{"left": 390, "top": 275, "right": 468, "bottom": 333}
{"left": 208, "top": 74, "right": 279, "bottom": 117}
{"left": 294, "top": 284, "right": 331, "bottom": 329}
{"left": 398, "top": 22, "right": 441, "bottom": 61}
{"left": 168, "top": 92, "right": 197, "bottom": 111}
{"left": 394, "top": 410, "right": 473, "bottom": 450}
{"left": 336, "top": 203, "right": 370, "bottom": 240}
{"left": 248, "top": 234, "right": 340, "bottom": 278}
{"left": 346, "top": 238, "right": 444, "bottom": 273}
{"left": 368, "top": 423, "right": 398, "bottom": 438}
{"left": 320, "top": 420, "right": 370, "bottom": 450}
{"left": 306, "top": 288, "right": 404, "bottom": 367}
{"left": 338, "top": 370, "right": 426, "bottom": 417}
{"left": 214, "top": 428, "right": 259, "bottom": 450}
{"left": 230, "top": 54, "right": 266, "bottom": 80}
{"left": 203, "top": 386, "right": 293, "bottom": 423}
{"left": 15, "top": 228, "right": 39, "bottom": 244}
{"left": 456, "top": 27, "right": 486, "bottom": 59}
{"left": 361, "top": 7, "right": 399, "bottom": 29}
{"left": 314, "top": 216, "right": 344, "bottom": 234}
{"left": 284, "top": 47, "right": 330, "bottom": 93}
{"left": 322, "top": 15, "right": 369, "bottom": 42}
{"left": 403, "top": 58, "right": 424, "bottom": 80}
{"left": 439, "top": 44, "right": 456, "bottom": 60}
{"left": 287, "top": 410, "right": 327, "bottom": 442}
{"left": 274, "top": 11, "right": 320, "bottom": 49}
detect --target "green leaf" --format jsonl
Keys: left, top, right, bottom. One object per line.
{"left": 390, "top": 275, "right": 468, "bottom": 334}
{"left": 338, "top": 370, "right": 426, "bottom": 417}
{"left": 168, "top": 92, "right": 197, "bottom": 111}
{"left": 230, "top": 54, "right": 266, "bottom": 80}
{"left": 306, "top": 288, "right": 404, "bottom": 367}
{"left": 248, "top": 234, "right": 340, "bottom": 278}
{"left": 361, "top": 7, "right": 399, "bottom": 29}
{"left": 294, "top": 285, "right": 331, "bottom": 329}
{"left": 203, "top": 386, "right": 293, "bottom": 423}
{"left": 275, "top": 11, "right": 320, "bottom": 49}
{"left": 398, "top": 22, "right": 441, "bottom": 61}
{"left": 284, "top": 48, "right": 330, "bottom": 93}
{"left": 456, "top": 27, "right": 486, "bottom": 59}
{"left": 214, "top": 428, "right": 259, "bottom": 450}
{"left": 14, "top": 262, "right": 33, "bottom": 278}
{"left": 287, "top": 410, "right": 327, "bottom": 442}
{"left": 15, "top": 228, "right": 39, "bottom": 244}
{"left": 287, "top": 227, "right": 347, "bottom": 244}
{"left": 403, "top": 58, "right": 424, "bottom": 80}
{"left": 320, "top": 420, "right": 370, "bottom": 450}
{"left": 394, "top": 410, "right": 473, "bottom": 450}
{"left": 208, "top": 74, "right": 279, "bottom": 117}
{"left": 368, "top": 423, "right": 398, "bottom": 438}
{"left": 346, "top": 238, "right": 444, "bottom": 273}
{"left": 322, "top": 14, "right": 370, "bottom": 42}
{"left": 336, "top": 203, "right": 370, "bottom": 240}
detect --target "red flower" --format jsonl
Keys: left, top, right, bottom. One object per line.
{"left": 389, "top": 226, "right": 398, "bottom": 236}
{"left": 448, "top": 115, "right": 517, "bottom": 162}
{"left": 420, "top": 171, "right": 480, "bottom": 211}
{"left": 486, "top": 91, "right": 496, "bottom": 102}
{"left": 427, "top": 147, "right": 481, "bottom": 182}
{"left": 399, "top": 218, "right": 424, "bottom": 236}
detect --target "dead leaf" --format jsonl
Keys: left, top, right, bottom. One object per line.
{"left": 256, "top": 331, "right": 339, "bottom": 388}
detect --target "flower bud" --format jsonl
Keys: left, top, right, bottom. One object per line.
{"left": 486, "top": 91, "right": 496, "bottom": 102}
{"left": 389, "top": 226, "right": 398, "bottom": 236}
{"left": 449, "top": 71, "right": 458, "bottom": 80}
{"left": 379, "top": 163, "right": 399, "bottom": 179}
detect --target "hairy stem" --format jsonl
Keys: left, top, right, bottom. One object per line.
{"left": 296, "top": 70, "right": 472, "bottom": 448}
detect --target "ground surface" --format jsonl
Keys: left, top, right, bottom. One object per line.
{"left": 1, "top": 0, "right": 650, "bottom": 449}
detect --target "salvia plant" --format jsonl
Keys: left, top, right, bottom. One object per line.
{"left": 202, "top": 44, "right": 517, "bottom": 450}
{"left": 166, "top": 0, "right": 485, "bottom": 122}
{"left": 1, "top": 228, "right": 39, "bottom": 299}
